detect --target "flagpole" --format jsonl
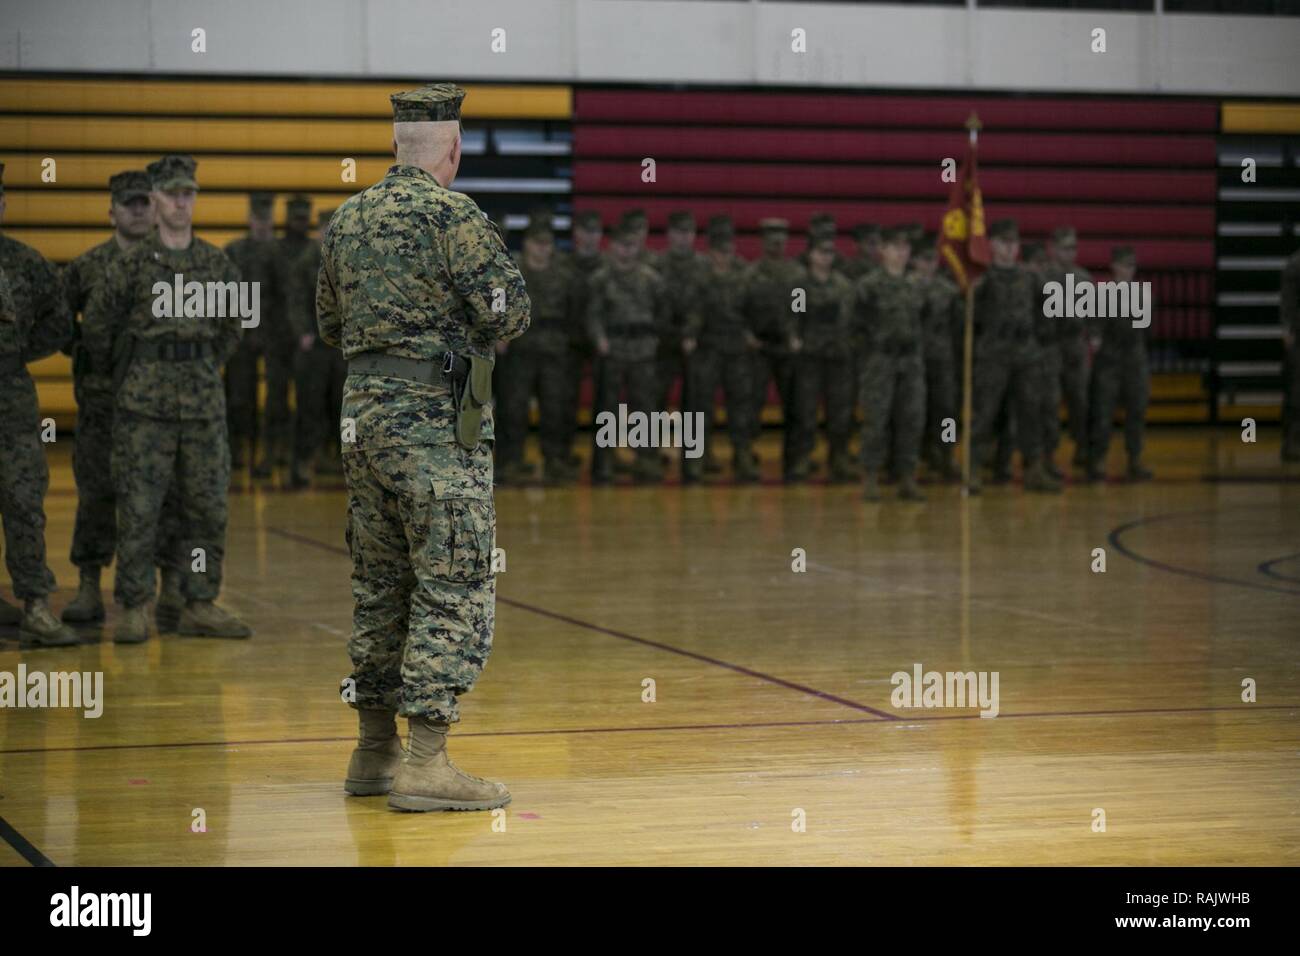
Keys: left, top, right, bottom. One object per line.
{"left": 961, "top": 113, "right": 981, "bottom": 495}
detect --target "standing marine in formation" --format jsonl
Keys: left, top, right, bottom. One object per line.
{"left": 0, "top": 161, "right": 78, "bottom": 645}
{"left": 223, "top": 192, "right": 277, "bottom": 472}
{"left": 496, "top": 210, "right": 580, "bottom": 484}
{"left": 790, "top": 231, "right": 856, "bottom": 483}
{"left": 853, "top": 226, "right": 927, "bottom": 502}
{"left": 1040, "top": 226, "right": 1092, "bottom": 473}
{"left": 585, "top": 219, "right": 669, "bottom": 484}
{"left": 967, "top": 219, "right": 1061, "bottom": 494}
{"left": 744, "top": 218, "right": 805, "bottom": 480}
{"left": 910, "top": 234, "right": 962, "bottom": 482}
{"left": 318, "top": 83, "right": 529, "bottom": 811}
{"left": 1086, "top": 246, "right": 1153, "bottom": 482}
{"left": 83, "top": 154, "right": 253, "bottom": 643}
{"left": 62, "top": 169, "right": 184, "bottom": 630}
{"left": 682, "top": 215, "right": 758, "bottom": 484}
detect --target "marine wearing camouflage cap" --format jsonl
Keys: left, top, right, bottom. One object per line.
{"left": 109, "top": 171, "right": 152, "bottom": 204}
{"left": 390, "top": 83, "right": 467, "bottom": 123}
{"left": 248, "top": 192, "right": 274, "bottom": 217}
{"left": 988, "top": 218, "right": 1019, "bottom": 241}
{"left": 147, "top": 155, "right": 198, "bottom": 191}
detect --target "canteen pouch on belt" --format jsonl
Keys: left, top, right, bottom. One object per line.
{"left": 452, "top": 353, "right": 494, "bottom": 450}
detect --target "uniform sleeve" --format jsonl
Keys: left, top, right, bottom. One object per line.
{"left": 651, "top": 271, "right": 672, "bottom": 337}
{"left": 81, "top": 256, "right": 131, "bottom": 375}
{"left": 584, "top": 272, "right": 606, "bottom": 344}
{"left": 60, "top": 258, "right": 85, "bottom": 356}
{"left": 214, "top": 253, "right": 243, "bottom": 366}
{"left": 317, "top": 232, "right": 342, "bottom": 348}
{"left": 23, "top": 253, "right": 73, "bottom": 362}
{"left": 446, "top": 205, "right": 531, "bottom": 346}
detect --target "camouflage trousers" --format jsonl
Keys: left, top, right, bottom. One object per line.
{"left": 342, "top": 441, "right": 496, "bottom": 723}
{"left": 71, "top": 390, "right": 181, "bottom": 571}
{"left": 791, "top": 353, "right": 854, "bottom": 463}
{"left": 293, "top": 340, "right": 343, "bottom": 467}
{"left": 972, "top": 351, "right": 1044, "bottom": 469}
{"left": 497, "top": 347, "right": 571, "bottom": 468}
{"left": 656, "top": 350, "right": 687, "bottom": 412}
{"left": 753, "top": 352, "right": 798, "bottom": 469}
{"left": 1088, "top": 349, "right": 1149, "bottom": 465}
{"left": 0, "top": 373, "right": 56, "bottom": 600}
{"left": 224, "top": 334, "right": 261, "bottom": 450}
{"left": 261, "top": 343, "right": 295, "bottom": 464}
{"left": 685, "top": 348, "right": 757, "bottom": 477}
{"left": 562, "top": 347, "right": 591, "bottom": 460}
{"left": 859, "top": 352, "right": 925, "bottom": 475}
{"left": 590, "top": 356, "right": 658, "bottom": 478}
{"left": 112, "top": 412, "right": 230, "bottom": 608}
{"left": 923, "top": 355, "right": 958, "bottom": 467}
{"left": 1053, "top": 339, "right": 1090, "bottom": 456}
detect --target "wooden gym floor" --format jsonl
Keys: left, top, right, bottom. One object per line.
{"left": 1, "top": 428, "right": 1297, "bottom": 866}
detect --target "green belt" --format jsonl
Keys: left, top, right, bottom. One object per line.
{"left": 347, "top": 352, "right": 451, "bottom": 390}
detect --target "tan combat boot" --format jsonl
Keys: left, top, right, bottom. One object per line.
{"left": 0, "top": 595, "right": 21, "bottom": 626}
{"left": 115, "top": 604, "right": 150, "bottom": 644}
{"left": 155, "top": 567, "right": 185, "bottom": 632}
{"left": 178, "top": 601, "right": 253, "bottom": 639}
{"left": 388, "top": 717, "right": 511, "bottom": 812}
{"left": 21, "top": 598, "right": 79, "bottom": 647}
{"left": 62, "top": 567, "right": 106, "bottom": 623}
{"left": 1024, "top": 459, "right": 1063, "bottom": 493}
{"left": 345, "top": 709, "right": 404, "bottom": 796}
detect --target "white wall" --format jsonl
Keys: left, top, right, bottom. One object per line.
{"left": 1, "top": 0, "right": 1297, "bottom": 97}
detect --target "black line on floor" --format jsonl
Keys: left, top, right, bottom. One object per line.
{"left": 0, "top": 813, "right": 55, "bottom": 867}
{"left": 1108, "top": 512, "right": 1300, "bottom": 596}
{"left": 265, "top": 526, "right": 899, "bottom": 720}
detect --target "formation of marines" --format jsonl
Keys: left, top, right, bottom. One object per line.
{"left": 492, "top": 208, "right": 1170, "bottom": 500}
{"left": 5, "top": 151, "right": 1299, "bottom": 657}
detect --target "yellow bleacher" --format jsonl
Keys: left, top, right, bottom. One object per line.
{"left": 1, "top": 76, "right": 571, "bottom": 428}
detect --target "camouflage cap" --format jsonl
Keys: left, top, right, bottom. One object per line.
{"left": 706, "top": 215, "right": 734, "bottom": 248}
{"left": 248, "top": 192, "right": 274, "bottom": 216}
{"left": 524, "top": 209, "right": 554, "bottom": 239}
{"left": 852, "top": 223, "right": 881, "bottom": 241}
{"left": 620, "top": 208, "right": 648, "bottom": 228}
{"left": 880, "top": 225, "right": 911, "bottom": 244}
{"left": 759, "top": 217, "right": 790, "bottom": 235}
{"left": 808, "top": 232, "right": 837, "bottom": 252}
{"left": 1052, "top": 226, "right": 1078, "bottom": 245}
{"left": 667, "top": 210, "right": 696, "bottom": 231}
{"left": 611, "top": 219, "right": 639, "bottom": 241}
{"left": 904, "top": 222, "right": 924, "bottom": 243}
{"left": 287, "top": 194, "right": 312, "bottom": 216}
{"left": 989, "top": 218, "right": 1019, "bottom": 241}
{"left": 147, "top": 154, "right": 198, "bottom": 191}
{"left": 390, "top": 83, "right": 467, "bottom": 123}
{"left": 808, "top": 214, "right": 837, "bottom": 241}
{"left": 573, "top": 210, "right": 603, "bottom": 232}
{"left": 109, "top": 170, "right": 152, "bottom": 204}
{"left": 912, "top": 233, "right": 938, "bottom": 255}
{"left": 1111, "top": 244, "right": 1137, "bottom": 265}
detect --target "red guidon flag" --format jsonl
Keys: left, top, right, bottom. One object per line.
{"left": 938, "top": 118, "right": 991, "bottom": 292}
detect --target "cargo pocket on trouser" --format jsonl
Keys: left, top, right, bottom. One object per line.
{"left": 430, "top": 476, "right": 495, "bottom": 584}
